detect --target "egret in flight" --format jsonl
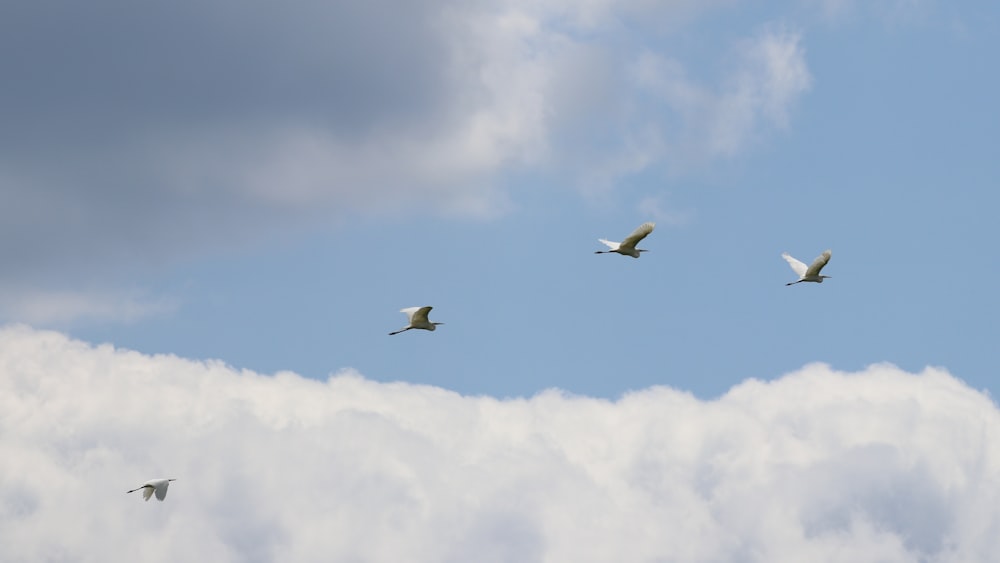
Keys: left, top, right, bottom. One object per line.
{"left": 127, "top": 478, "right": 176, "bottom": 501}
{"left": 594, "top": 222, "right": 656, "bottom": 258}
{"left": 389, "top": 306, "right": 443, "bottom": 335}
{"left": 783, "top": 250, "right": 832, "bottom": 285}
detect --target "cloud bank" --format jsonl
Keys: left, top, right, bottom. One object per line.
{"left": 2, "top": 326, "right": 999, "bottom": 562}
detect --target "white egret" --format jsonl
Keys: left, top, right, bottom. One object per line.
{"left": 594, "top": 222, "right": 656, "bottom": 258}
{"left": 127, "top": 478, "right": 176, "bottom": 501}
{"left": 389, "top": 306, "right": 443, "bottom": 335}
{"left": 782, "top": 250, "right": 832, "bottom": 285}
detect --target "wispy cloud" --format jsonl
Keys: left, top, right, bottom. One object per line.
{"left": 637, "top": 194, "right": 694, "bottom": 226}
{"left": 2, "top": 326, "right": 999, "bottom": 562}
{"left": 713, "top": 27, "right": 813, "bottom": 152}
{"left": 0, "top": 287, "right": 177, "bottom": 326}
{"left": 631, "top": 26, "right": 812, "bottom": 163}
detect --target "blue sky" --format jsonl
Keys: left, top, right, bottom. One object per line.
{"left": 1, "top": 0, "right": 997, "bottom": 400}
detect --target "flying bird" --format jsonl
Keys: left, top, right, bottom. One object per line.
{"left": 127, "top": 478, "right": 176, "bottom": 501}
{"left": 389, "top": 306, "right": 444, "bottom": 335}
{"left": 594, "top": 222, "right": 656, "bottom": 258}
{"left": 782, "top": 250, "right": 832, "bottom": 285}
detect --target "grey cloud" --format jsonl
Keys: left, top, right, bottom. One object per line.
{"left": 0, "top": 0, "right": 455, "bottom": 281}
{"left": 0, "top": 0, "right": 448, "bottom": 141}
{"left": 0, "top": 1, "right": 813, "bottom": 323}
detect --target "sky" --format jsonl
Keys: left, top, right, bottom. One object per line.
{"left": 2, "top": 0, "right": 999, "bottom": 560}
{"left": 1, "top": 0, "right": 997, "bottom": 399}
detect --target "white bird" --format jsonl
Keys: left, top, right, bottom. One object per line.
{"left": 782, "top": 250, "right": 832, "bottom": 285}
{"left": 127, "top": 478, "right": 176, "bottom": 501}
{"left": 595, "top": 222, "right": 656, "bottom": 258}
{"left": 389, "top": 306, "right": 444, "bottom": 335}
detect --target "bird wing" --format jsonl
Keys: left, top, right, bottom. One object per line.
{"left": 142, "top": 486, "right": 154, "bottom": 501}
{"left": 399, "top": 306, "right": 422, "bottom": 322}
{"left": 411, "top": 306, "right": 433, "bottom": 324}
{"left": 154, "top": 482, "right": 168, "bottom": 501}
{"left": 597, "top": 238, "right": 619, "bottom": 250}
{"left": 619, "top": 222, "right": 655, "bottom": 250}
{"left": 804, "top": 250, "right": 832, "bottom": 277}
{"left": 782, "top": 253, "right": 808, "bottom": 277}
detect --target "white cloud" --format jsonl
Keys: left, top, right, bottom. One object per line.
{"left": 2, "top": 326, "right": 1000, "bottom": 562}
{"left": 714, "top": 28, "right": 812, "bottom": 150}
{"left": 0, "top": 287, "right": 177, "bottom": 326}
{"left": 631, "top": 27, "right": 812, "bottom": 164}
